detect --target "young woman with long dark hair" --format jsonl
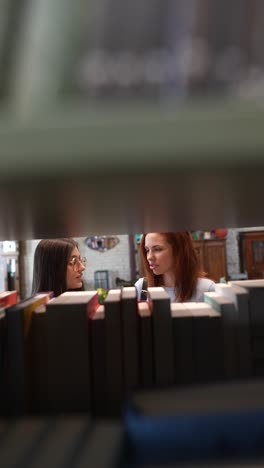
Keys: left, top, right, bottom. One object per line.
{"left": 32, "top": 238, "right": 86, "bottom": 297}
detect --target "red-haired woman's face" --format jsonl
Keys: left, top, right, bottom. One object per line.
{"left": 144, "top": 233, "right": 174, "bottom": 276}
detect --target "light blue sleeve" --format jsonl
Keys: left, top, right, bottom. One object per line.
{"left": 208, "top": 280, "right": 216, "bottom": 292}
{"left": 194, "top": 278, "right": 216, "bottom": 302}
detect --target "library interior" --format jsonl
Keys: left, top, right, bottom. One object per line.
{"left": 1, "top": 1, "right": 264, "bottom": 466}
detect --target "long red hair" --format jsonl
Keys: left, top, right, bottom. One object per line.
{"left": 139, "top": 232, "right": 204, "bottom": 302}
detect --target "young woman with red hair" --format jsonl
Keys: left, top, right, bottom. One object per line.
{"left": 135, "top": 232, "right": 215, "bottom": 302}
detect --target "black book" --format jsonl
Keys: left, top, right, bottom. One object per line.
{"left": 121, "top": 286, "right": 139, "bottom": 391}
{"left": 254, "top": 359, "right": 264, "bottom": 379}
{"left": 186, "top": 302, "right": 224, "bottom": 384}
{"left": 0, "top": 308, "right": 5, "bottom": 361}
{"left": 171, "top": 303, "right": 193, "bottom": 385}
{"left": 216, "top": 282, "right": 252, "bottom": 378}
{"left": 104, "top": 289, "right": 123, "bottom": 417}
{"left": 189, "top": 303, "right": 211, "bottom": 384}
{"left": 148, "top": 287, "right": 174, "bottom": 386}
{"left": 230, "top": 280, "right": 264, "bottom": 378}
{"left": 231, "top": 280, "right": 264, "bottom": 337}
{"left": 30, "top": 304, "right": 50, "bottom": 413}
{"left": 204, "top": 291, "right": 239, "bottom": 380}
{"left": 137, "top": 301, "right": 154, "bottom": 388}
{"left": 4, "top": 293, "right": 51, "bottom": 415}
{"left": 45, "top": 291, "right": 98, "bottom": 413}
{"left": 89, "top": 304, "right": 107, "bottom": 418}
{"left": 0, "top": 309, "right": 6, "bottom": 403}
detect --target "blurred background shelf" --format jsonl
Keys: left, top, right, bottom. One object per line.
{"left": 1, "top": 0, "right": 264, "bottom": 239}
{"left": 0, "top": 98, "right": 264, "bottom": 239}
{"left": 1, "top": 98, "right": 264, "bottom": 174}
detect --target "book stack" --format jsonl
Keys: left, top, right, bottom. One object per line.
{"left": 88, "top": 287, "right": 140, "bottom": 417}
{"left": 171, "top": 301, "right": 224, "bottom": 385}
{"left": 2, "top": 280, "right": 264, "bottom": 418}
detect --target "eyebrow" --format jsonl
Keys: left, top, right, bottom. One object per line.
{"left": 145, "top": 244, "right": 162, "bottom": 249}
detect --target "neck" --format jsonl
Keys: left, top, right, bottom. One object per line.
{"left": 162, "top": 272, "right": 175, "bottom": 288}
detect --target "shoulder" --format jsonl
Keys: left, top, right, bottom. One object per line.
{"left": 189, "top": 277, "right": 215, "bottom": 302}
{"left": 197, "top": 277, "right": 216, "bottom": 292}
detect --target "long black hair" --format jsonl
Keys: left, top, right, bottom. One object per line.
{"left": 32, "top": 238, "right": 81, "bottom": 297}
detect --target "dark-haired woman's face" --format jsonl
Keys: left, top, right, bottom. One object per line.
{"left": 144, "top": 233, "right": 174, "bottom": 276}
{"left": 66, "top": 247, "right": 86, "bottom": 289}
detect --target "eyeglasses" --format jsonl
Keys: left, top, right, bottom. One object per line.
{"left": 68, "top": 256, "right": 87, "bottom": 270}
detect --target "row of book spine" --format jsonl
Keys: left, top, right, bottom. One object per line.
{"left": 1, "top": 279, "right": 264, "bottom": 418}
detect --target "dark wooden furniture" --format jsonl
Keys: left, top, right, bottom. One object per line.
{"left": 239, "top": 231, "right": 264, "bottom": 279}
{"left": 193, "top": 239, "right": 227, "bottom": 283}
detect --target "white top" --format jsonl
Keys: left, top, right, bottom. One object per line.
{"left": 134, "top": 277, "right": 215, "bottom": 303}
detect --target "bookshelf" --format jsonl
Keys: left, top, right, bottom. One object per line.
{"left": 1, "top": 98, "right": 264, "bottom": 240}
{"left": 1, "top": 0, "right": 264, "bottom": 240}
{"left": 2, "top": 3, "right": 264, "bottom": 466}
